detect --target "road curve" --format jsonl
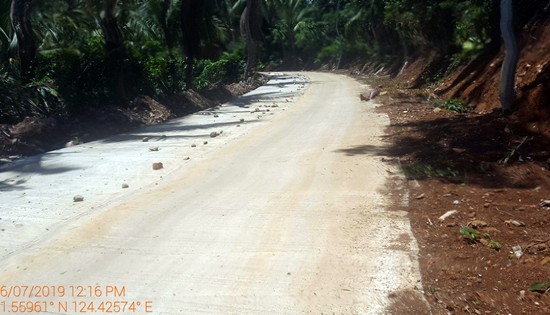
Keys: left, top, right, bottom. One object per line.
{"left": 0, "top": 72, "right": 424, "bottom": 314}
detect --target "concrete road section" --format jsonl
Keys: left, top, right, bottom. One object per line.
{"left": 0, "top": 72, "right": 424, "bottom": 314}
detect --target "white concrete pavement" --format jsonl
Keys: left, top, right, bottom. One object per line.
{"left": 0, "top": 72, "right": 425, "bottom": 314}
{"left": 0, "top": 73, "right": 307, "bottom": 259}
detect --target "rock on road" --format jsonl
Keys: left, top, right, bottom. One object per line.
{"left": 0, "top": 72, "right": 425, "bottom": 314}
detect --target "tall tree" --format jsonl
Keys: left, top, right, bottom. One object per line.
{"left": 10, "top": 0, "right": 36, "bottom": 80}
{"left": 160, "top": 0, "right": 175, "bottom": 52}
{"left": 243, "top": 0, "right": 262, "bottom": 78}
{"left": 100, "top": 0, "right": 126, "bottom": 99}
{"left": 180, "top": 0, "right": 201, "bottom": 89}
{"left": 100, "top": 0, "right": 124, "bottom": 60}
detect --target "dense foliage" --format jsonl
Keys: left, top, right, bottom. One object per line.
{"left": 0, "top": 0, "right": 545, "bottom": 123}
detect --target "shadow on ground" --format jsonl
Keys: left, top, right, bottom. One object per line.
{"left": 335, "top": 101, "right": 550, "bottom": 190}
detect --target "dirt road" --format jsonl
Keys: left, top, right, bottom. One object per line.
{"left": 0, "top": 73, "right": 424, "bottom": 314}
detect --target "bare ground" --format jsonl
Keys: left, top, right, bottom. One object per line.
{"left": 370, "top": 83, "right": 550, "bottom": 314}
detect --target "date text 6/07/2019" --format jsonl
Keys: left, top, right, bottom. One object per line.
{"left": 0, "top": 285, "right": 126, "bottom": 298}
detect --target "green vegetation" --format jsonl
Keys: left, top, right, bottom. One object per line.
{"left": 437, "top": 98, "right": 471, "bottom": 113}
{"left": 460, "top": 228, "right": 502, "bottom": 251}
{"left": 403, "top": 163, "right": 459, "bottom": 179}
{"left": 530, "top": 280, "right": 550, "bottom": 293}
{"left": 0, "top": 1, "right": 542, "bottom": 123}
{"left": 459, "top": 227, "right": 479, "bottom": 240}
{"left": 488, "top": 240, "right": 501, "bottom": 251}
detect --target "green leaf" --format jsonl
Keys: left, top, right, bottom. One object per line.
{"left": 488, "top": 241, "right": 501, "bottom": 250}
{"left": 530, "top": 281, "right": 550, "bottom": 292}
{"left": 460, "top": 227, "right": 479, "bottom": 240}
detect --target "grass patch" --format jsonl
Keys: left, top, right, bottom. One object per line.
{"left": 434, "top": 98, "right": 472, "bottom": 113}
{"left": 402, "top": 163, "right": 460, "bottom": 179}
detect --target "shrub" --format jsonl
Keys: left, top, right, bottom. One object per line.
{"left": 194, "top": 52, "right": 244, "bottom": 90}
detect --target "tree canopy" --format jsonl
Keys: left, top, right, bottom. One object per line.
{"left": 0, "top": 0, "right": 545, "bottom": 123}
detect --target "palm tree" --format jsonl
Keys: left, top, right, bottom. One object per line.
{"left": 242, "top": 0, "right": 262, "bottom": 77}
{"left": 100, "top": 0, "right": 124, "bottom": 62}
{"left": 266, "top": 0, "right": 315, "bottom": 68}
{"left": 10, "top": 0, "right": 36, "bottom": 80}
{"left": 161, "top": 0, "right": 175, "bottom": 52}
{"left": 1, "top": 0, "right": 14, "bottom": 63}
{"left": 180, "top": 0, "right": 202, "bottom": 89}
{"left": 100, "top": 0, "right": 127, "bottom": 99}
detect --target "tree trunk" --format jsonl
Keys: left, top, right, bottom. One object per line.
{"left": 100, "top": 0, "right": 126, "bottom": 99}
{"left": 245, "top": 29, "right": 257, "bottom": 78}
{"left": 335, "top": 0, "right": 342, "bottom": 69}
{"left": 499, "top": 0, "right": 518, "bottom": 113}
{"left": 180, "top": 0, "right": 200, "bottom": 89}
{"left": 243, "top": 0, "right": 262, "bottom": 78}
{"left": 100, "top": 0, "right": 124, "bottom": 60}
{"left": 160, "top": 0, "right": 174, "bottom": 52}
{"left": 10, "top": 0, "right": 36, "bottom": 81}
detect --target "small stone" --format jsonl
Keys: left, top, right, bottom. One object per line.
{"left": 484, "top": 227, "right": 500, "bottom": 234}
{"left": 65, "top": 139, "right": 82, "bottom": 147}
{"left": 415, "top": 193, "right": 425, "bottom": 200}
{"left": 453, "top": 200, "right": 460, "bottom": 205}
{"left": 505, "top": 219, "right": 525, "bottom": 227}
{"left": 433, "top": 107, "right": 442, "bottom": 113}
{"left": 142, "top": 137, "right": 150, "bottom": 142}
{"left": 511, "top": 220, "right": 525, "bottom": 227}
{"left": 203, "top": 141, "right": 208, "bottom": 145}
{"left": 149, "top": 146, "right": 159, "bottom": 151}
{"left": 438, "top": 210, "right": 458, "bottom": 222}
{"left": 236, "top": 124, "right": 241, "bottom": 127}
{"left": 183, "top": 156, "right": 190, "bottom": 160}
{"left": 271, "top": 104, "right": 279, "bottom": 108}
{"left": 540, "top": 200, "right": 550, "bottom": 208}
{"left": 512, "top": 245, "right": 523, "bottom": 258}
{"left": 210, "top": 131, "right": 218, "bottom": 138}
{"left": 73, "top": 195, "right": 84, "bottom": 202}
{"left": 483, "top": 203, "right": 490, "bottom": 208}
{"left": 191, "top": 144, "right": 197, "bottom": 147}
{"left": 468, "top": 220, "right": 488, "bottom": 228}
{"left": 152, "top": 162, "right": 163, "bottom": 170}
{"left": 213, "top": 114, "right": 219, "bottom": 118}
{"left": 540, "top": 257, "right": 550, "bottom": 266}
{"left": 240, "top": 118, "right": 245, "bottom": 123}
{"left": 254, "top": 108, "right": 260, "bottom": 112}
{"left": 121, "top": 183, "right": 129, "bottom": 189}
